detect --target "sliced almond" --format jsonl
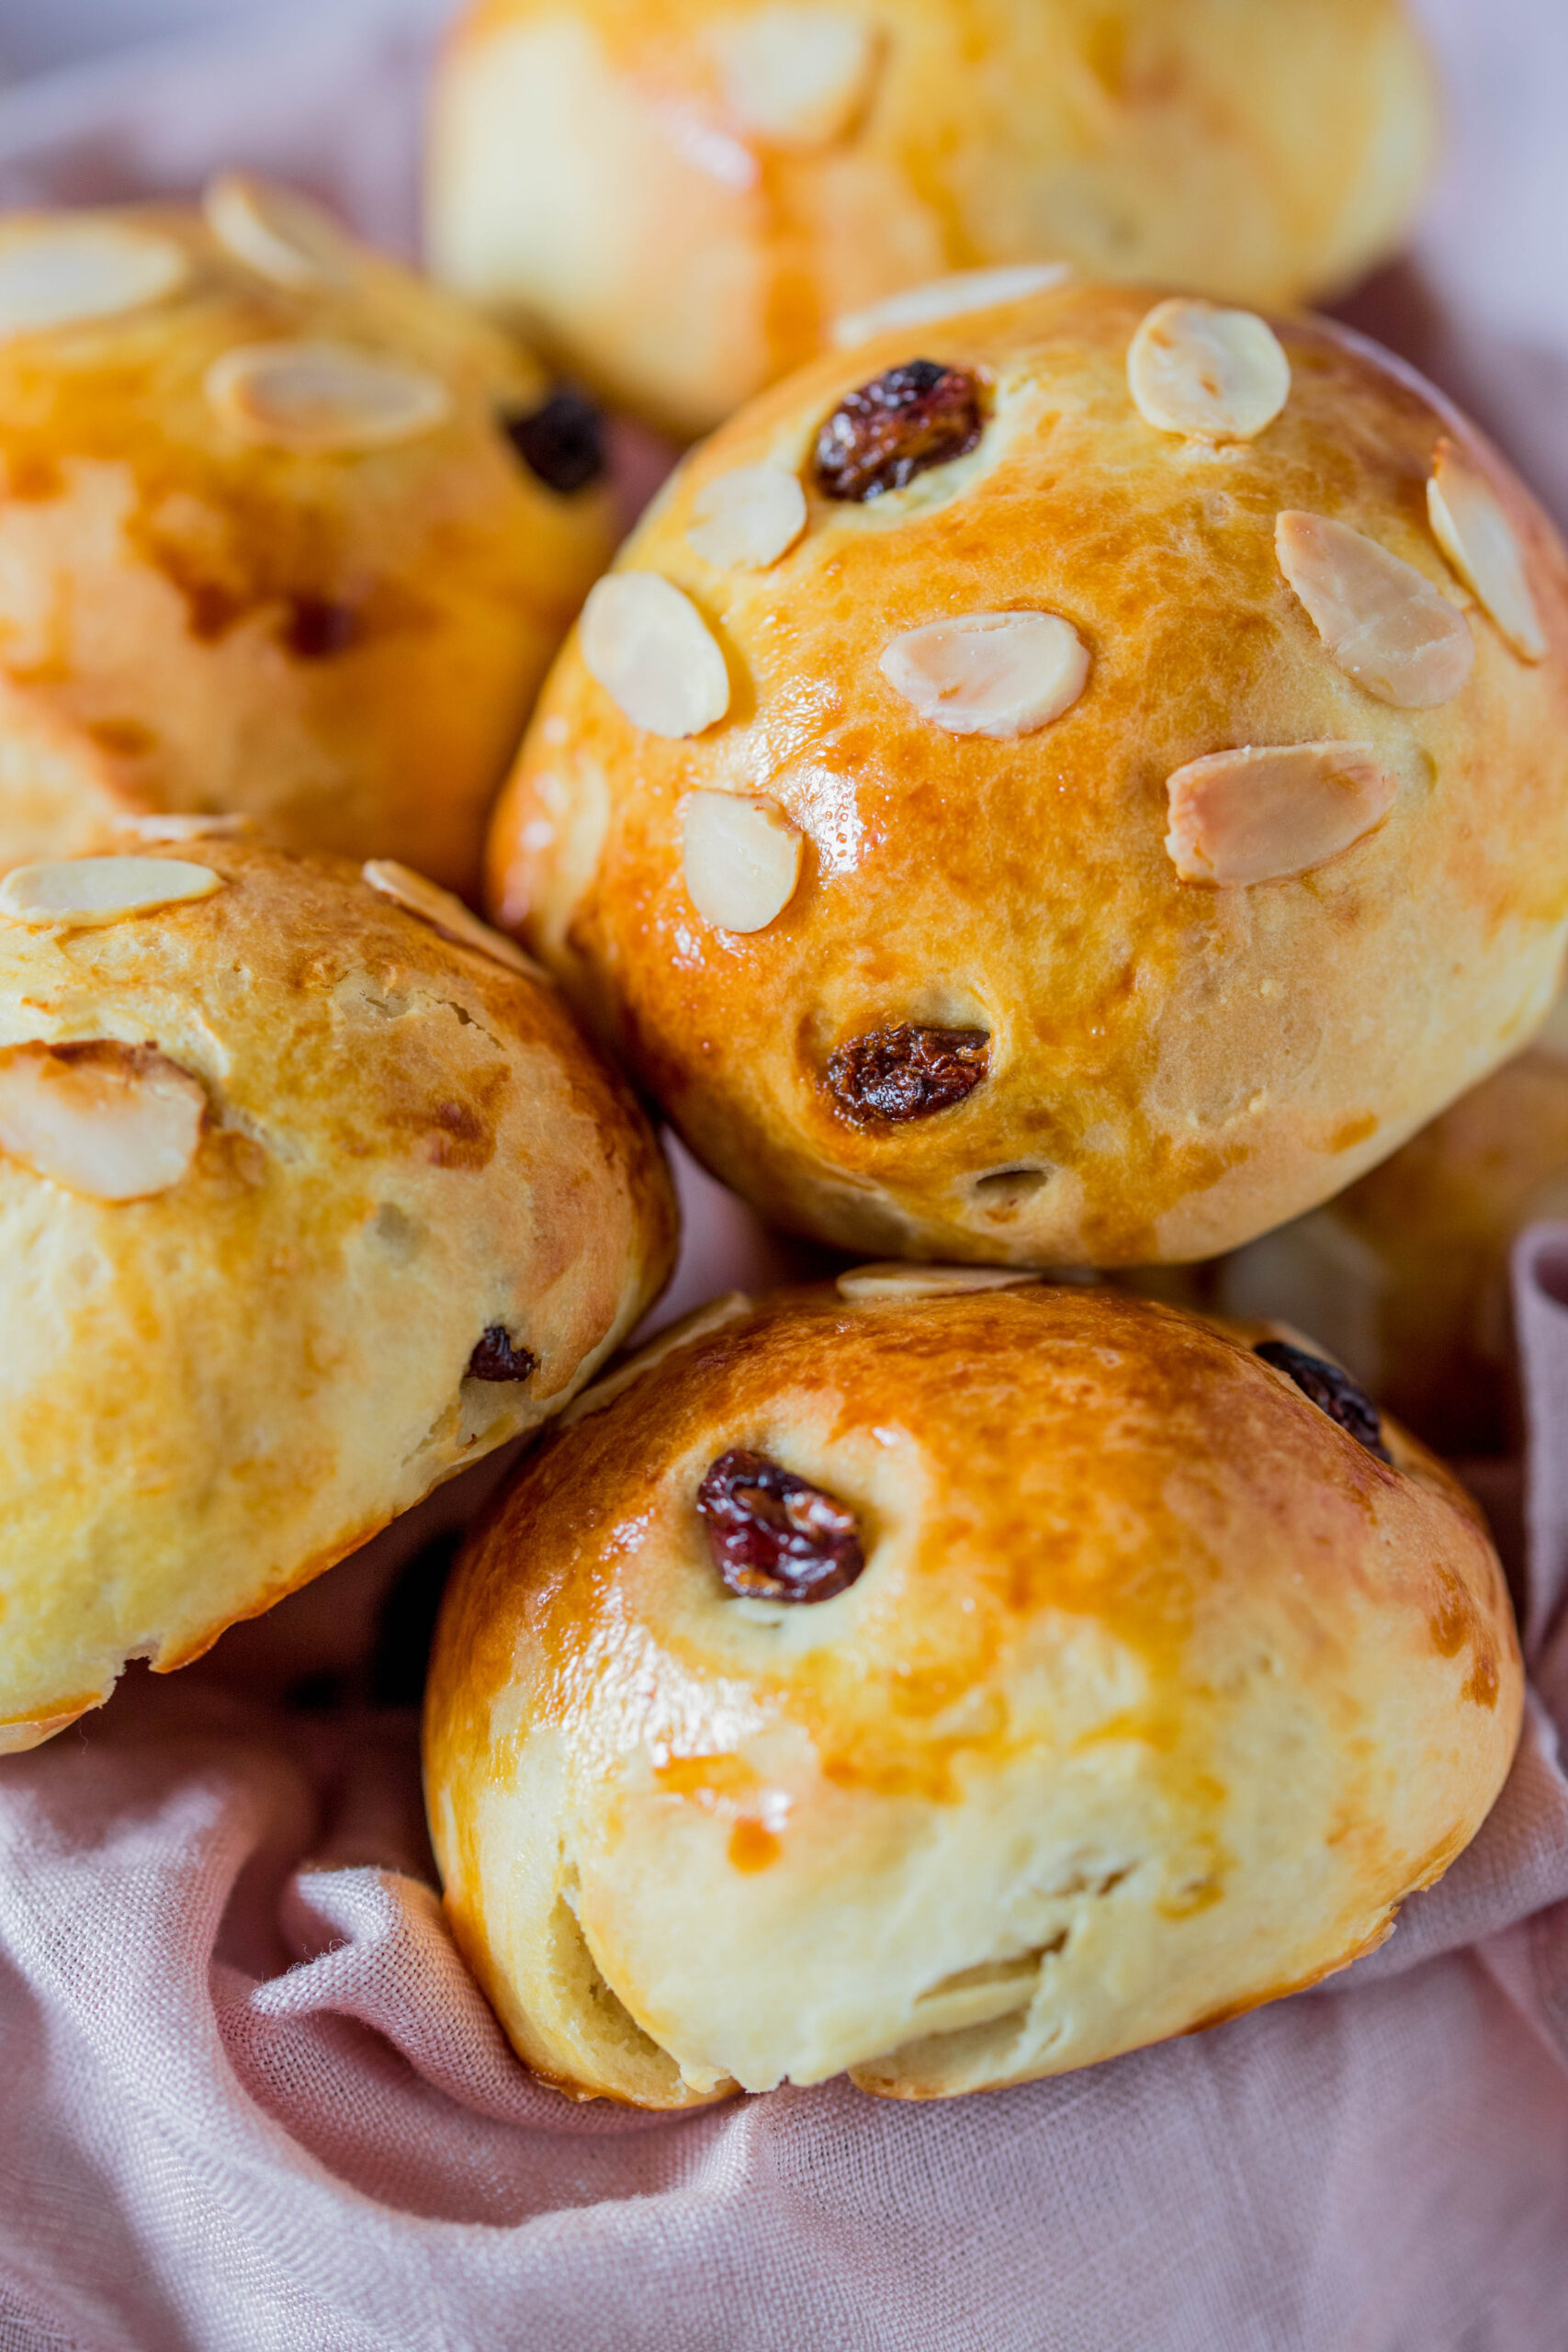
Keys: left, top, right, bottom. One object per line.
{"left": 111, "top": 812, "right": 254, "bottom": 842}
{"left": 1427, "top": 438, "right": 1546, "bottom": 662}
{"left": 1276, "top": 512, "right": 1473, "bottom": 708}
{"left": 203, "top": 173, "right": 357, "bottom": 290}
{"left": 0, "top": 220, "right": 188, "bottom": 343}
{"left": 204, "top": 341, "right": 452, "bottom": 452}
{"left": 0, "top": 855, "right": 222, "bottom": 927}
{"left": 1166, "top": 743, "right": 1396, "bottom": 888}
{"left": 838, "top": 1263, "right": 1045, "bottom": 1301}
{"left": 560, "top": 1294, "right": 753, "bottom": 1428}
{"left": 832, "top": 263, "right": 1072, "bottom": 349}
{"left": 707, "top": 7, "right": 876, "bottom": 145}
{"left": 0, "top": 1042, "right": 204, "bottom": 1201}
{"left": 361, "top": 858, "right": 543, "bottom": 978}
{"left": 880, "top": 611, "right": 1089, "bottom": 738}
{"left": 1128, "top": 299, "right": 1291, "bottom": 442}
{"left": 682, "top": 792, "right": 802, "bottom": 932}
{"left": 688, "top": 464, "right": 807, "bottom": 570}
{"left": 581, "top": 573, "right": 730, "bottom": 737}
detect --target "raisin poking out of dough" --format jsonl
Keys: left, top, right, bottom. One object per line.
{"left": 813, "top": 360, "right": 984, "bottom": 502}
{"left": 1253, "top": 1340, "right": 1392, "bottom": 1464}
{"left": 467, "top": 1326, "right": 538, "bottom": 1382}
{"left": 284, "top": 596, "right": 357, "bottom": 660}
{"left": 827, "top": 1024, "right": 990, "bottom": 1125}
{"left": 698, "top": 1448, "right": 864, "bottom": 1603}
{"left": 500, "top": 390, "right": 606, "bottom": 494}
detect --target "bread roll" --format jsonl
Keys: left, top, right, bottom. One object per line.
{"left": 1212, "top": 997, "right": 1568, "bottom": 1457}
{"left": 488, "top": 280, "right": 1568, "bottom": 1266}
{"left": 0, "top": 834, "right": 675, "bottom": 1750}
{"left": 428, "top": 0, "right": 1436, "bottom": 437}
{"left": 425, "top": 1278, "right": 1519, "bottom": 2104}
{"left": 0, "top": 190, "right": 615, "bottom": 895}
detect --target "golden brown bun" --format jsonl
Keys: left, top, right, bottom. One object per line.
{"left": 424, "top": 1279, "right": 1520, "bottom": 2106}
{"left": 0, "top": 836, "right": 675, "bottom": 1749}
{"left": 1211, "top": 1002, "right": 1568, "bottom": 1457}
{"left": 427, "top": 0, "right": 1437, "bottom": 438}
{"left": 488, "top": 281, "right": 1568, "bottom": 1267}
{"left": 0, "top": 193, "right": 615, "bottom": 895}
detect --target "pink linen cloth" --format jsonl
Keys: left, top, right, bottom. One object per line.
{"left": 0, "top": 0, "right": 1565, "bottom": 2343}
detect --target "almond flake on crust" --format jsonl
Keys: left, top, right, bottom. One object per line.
{"left": 1166, "top": 743, "right": 1396, "bottom": 887}
{"left": 1275, "top": 512, "right": 1474, "bottom": 707}
{"left": 879, "top": 611, "right": 1089, "bottom": 737}
{"left": 837, "top": 1263, "right": 1045, "bottom": 1301}
{"left": 1427, "top": 438, "right": 1546, "bottom": 662}
{"left": 560, "top": 1295, "right": 754, "bottom": 1428}
{"left": 581, "top": 573, "right": 730, "bottom": 737}
{"left": 1128, "top": 299, "right": 1291, "bottom": 442}
{"left": 0, "top": 220, "right": 188, "bottom": 343}
{"left": 706, "top": 7, "right": 876, "bottom": 145}
{"left": 687, "top": 464, "right": 807, "bottom": 569}
{"left": 111, "top": 813, "right": 255, "bottom": 842}
{"left": 0, "top": 856, "right": 222, "bottom": 926}
{"left": 682, "top": 792, "right": 802, "bottom": 932}
{"left": 361, "top": 859, "right": 543, "bottom": 978}
{"left": 203, "top": 173, "right": 357, "bottom": 290}
{"left": 205, "top": 341, "right": 452, "bottom": 451}
{"left": 0, "top": 1042, "right": 205, "bottom": 1201}
{"left": 832, "top": 264, "right": 1072, "bottom": 349}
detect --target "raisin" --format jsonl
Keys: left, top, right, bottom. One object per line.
{"left": 500, "top": 389, "right": 606, "bottom": 494}
{"left": 1253, "top": 1340, "right": 1391, "bottom": 1464}
{"left": 827, "top": 1024, "right": 990, "bottom": 1125}
{"left": 698, "top": 1448, "right": 864, "bottom": 1603}
{"left": 284, "top": 596, "right": 357, "bottom": 659}
{"left": 467, "top": 1326, "right": 538, "bottom": 1382}
{"left": 812, "top": 359, "right": 984, "bottom": 502}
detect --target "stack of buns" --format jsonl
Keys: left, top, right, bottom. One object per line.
{"left": 0, "top": 0, "right": 1559, "bottom": 2110}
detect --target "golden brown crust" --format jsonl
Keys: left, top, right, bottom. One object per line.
{"left": 0, "top": 837, "right": 675, "bottom": 1738}
{"left": 489, "top": 282, "right": 1568, "bottom": 1266}
{"left": 0, "top": 200, "right": 614, "bottom": 894}
{"left": 430, "top": 0, "right": 1437, "bottom": 436}
{"left": 424, "top": 1283, "right": 1521, "bottom": 2105}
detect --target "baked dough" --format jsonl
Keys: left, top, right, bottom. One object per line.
{"left": 1210, "top": 995, "right": 1568, "bottom": 1458}
{"left": 0, "top": 191, "right": 615, "bottom": 895}
{"left": 488, "top": 279, "right": 1568, "bottom": 1267}
{"left": 427, "top": 0, "right": 1437, "bottom": 436}
{"left": 424, "top": 1279, "right": 1520, "bottom": 2104}
{"left": 0, "top": 834, "right": 675, "bottom": 1750}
